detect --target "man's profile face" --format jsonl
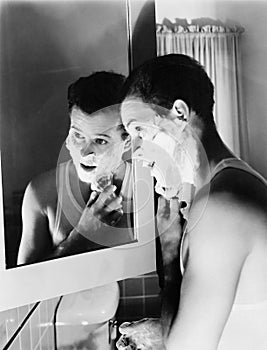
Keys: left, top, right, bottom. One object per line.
{"left": 66, "top": 106, "right": 126, "bottom": 184}
{"left": 121, "top": 98, "right": 198, "bottom": 198}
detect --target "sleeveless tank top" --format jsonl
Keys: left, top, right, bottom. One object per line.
{"left": 54, "top": 160, "right": 133, "bottom": 245}
{"left": 179, "top": 157, "right": 267, "bottom": 349}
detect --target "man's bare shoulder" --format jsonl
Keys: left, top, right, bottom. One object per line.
{"left": 187, "top": 167, "right": 267, "bottom": 246}
{"left": 192, "top": 166, "right": 266, "bottom": 216}
{"left": 210, "top": 166, "right": 267, "bottom": 209}
{"left": 30, "top": 168, "right": 56, "bottom": 188}
{"left": 24, "top": 167, "right": 58, "bottom": 212}
{"left": 25, "top": 161, "right": 72, "bottom": 210}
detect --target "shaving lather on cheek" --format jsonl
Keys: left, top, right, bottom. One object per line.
{"left": 90, "top": 142, "right": 125, "bottom": 192}
{"left": 91, "top": 173, "right": 113, "bottom": 192}
{"left": 133, "top": 116, "right": 198, "bottom": 202}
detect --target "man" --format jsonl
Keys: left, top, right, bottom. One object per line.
{"left": 18, "top": 71, "right": 133, "bottom": 265}
{"left": 118, "top": 54, "right": 267, "bottom": 349}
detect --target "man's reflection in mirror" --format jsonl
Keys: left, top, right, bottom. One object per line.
{"left": 17, "top": 72, "right": 134, "bottom": 265}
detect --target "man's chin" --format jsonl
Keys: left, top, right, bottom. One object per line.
{"left": 77, "top": 169, "right": 96, "bottom": 184}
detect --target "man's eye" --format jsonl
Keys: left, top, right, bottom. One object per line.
{"left": 95, "top": 138, "right": 108, "bottom": 145}
{"left": 135, "top": 126, "right": 143, "bottom": 132}
{"left": 73, "top": 131, "right": 85, "bottom": 140}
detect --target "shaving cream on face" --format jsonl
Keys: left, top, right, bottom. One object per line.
{"left": 91, "top": 174, "right": 113, "bottom": 192}
{"left": 90, "top": 142, "right": 125, "bottom": 192}
{"left": 133, "top": 117, "right": 198, "bottom": 200}
{"left": 121, "top": 99, "right": 200, "bottom": 200}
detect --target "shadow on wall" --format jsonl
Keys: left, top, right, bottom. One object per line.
{"left": 130, "top": 0, "right": 157, "bottom": 69}
{"left": 0, "top": 0, "right": 129, "bottom": 268}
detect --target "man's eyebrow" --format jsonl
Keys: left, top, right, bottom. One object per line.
{"left": 70, "top": 126, "right": 111, "bottom": 138}
{"left": 95, "top": 133, "right": 111, "bottom": 138}
{"left": 126, "top": 118, "right": 136, "bottom": 127}
{"left": 71, "top": 125, "right": 83, "bottom": 132}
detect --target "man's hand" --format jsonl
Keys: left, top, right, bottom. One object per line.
{"left": 76, "top": 184, "right": 123, "bottom": 236}
{"left": 52, "top": 184, "right": 125, "bottom": 255}
{"left": 116, "top": 318, "right": 164, "bottom": 350}
{"left": 157, "top": 197, "right": 184, "bottom": 265}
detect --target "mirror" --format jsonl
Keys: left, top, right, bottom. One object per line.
{"left": 1, "top": 0, "right": 133, "bottom": 269}
{"left": 0, "top": 0, "right": 156, "bottom": 311}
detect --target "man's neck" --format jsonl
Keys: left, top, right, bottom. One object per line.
{"left": 195, "top": 127, "right": 235, "bottom": 189}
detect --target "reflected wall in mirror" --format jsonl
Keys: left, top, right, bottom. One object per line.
{"left": 0, "top": 0, "right": 136, "bottom": 269}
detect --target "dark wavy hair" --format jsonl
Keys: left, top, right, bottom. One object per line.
{"left": 122, "top": 54, "right": 215, "bottom": 126}
{"left": 68, "top": 71, "right": 125, "bottom": 114}
{"left": 68, "top": 71, "right": 128, "bottom": 139}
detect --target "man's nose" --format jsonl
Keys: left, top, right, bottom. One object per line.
{"left": 80, "top": 142, "right": 95, "bottom": 157}
{"left": 133, "top": 136, "right": 143, "bottom": 152}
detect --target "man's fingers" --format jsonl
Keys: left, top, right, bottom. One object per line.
{"left": 108, "top": 209, "right": 123, "bottom": 226}
{"left": 116, "top": 335, "right": 132, "bottom": 350}
{"left": 87, "top": 191, "right": 99, "bottom": 207}
{"left": 118, "top": 322, "right": 132, "bottom": 335}
{"left": 116, "top": 318, "right": 163, "bottom": 350}
{"left": 98, "top": 184, "right": 117, "bottom": 201}
{"left": 104, "top": 195, "right": 123, "bottom": 212}
{"left": 119, "top": 320, "right": 145, "bottom": 334}
{"left": 170, "top": 197, "right": 181, "bottom": 213}
{"left": 119, "top": 318, "right": 150, "bottom": 334}
{"left": 157, "top": 196, "right": 170, "bottom": 217}
{"left": 94, "top": 185, "right": 117, "bottom": 210}
{"left": 158, "top": 196, "right": 184, "bottom": 221}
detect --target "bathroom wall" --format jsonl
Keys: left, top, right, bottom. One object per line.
{"left": 117, "top": 272, "right": 161, "bottom": 323}
{"left": 0, "top": 274, "right": 161, "bottom": 349}
{"left": 0, "top": 298, "right": 59, "bottom": 350}
{"left": 155, "top": 0, "right": 267, "bottom": 178}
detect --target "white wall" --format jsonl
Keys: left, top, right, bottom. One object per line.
{"left": 156, "top": 0, "right": 216, "bottom": 22}
{"left": 156, "top": 0, "right": 267, "bottom": 178}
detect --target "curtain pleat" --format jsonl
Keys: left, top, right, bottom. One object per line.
{"left": 157, "top": 31, "right": 249, "bottom": 160}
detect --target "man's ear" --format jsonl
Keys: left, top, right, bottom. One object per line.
{"left": 123, "top": 134, "right": 132, "bottom": 152}
{"left": 65, "top": 135, "right": 71, "bottom": 151}
{"left": 171, "top": 99, "right": 190, "bottom": 122}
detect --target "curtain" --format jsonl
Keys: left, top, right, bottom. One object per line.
{"left": 157, "top": 20, "right": 249, "bottom": 160}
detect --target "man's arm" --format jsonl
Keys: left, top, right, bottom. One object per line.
{"left": 156, "top": 197, "right": 184, "bottom": 337}
{"left": 50, "top": 186, "right": 124, "bottom": 259}
{"left": 165, "top": 194, "right": 252, "bottom": 350}
{"left": 18, "top": 182, "right": 123, "bottom": 264}
{"left": 17, "top": 180, "right": 53, "bottom": 264}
